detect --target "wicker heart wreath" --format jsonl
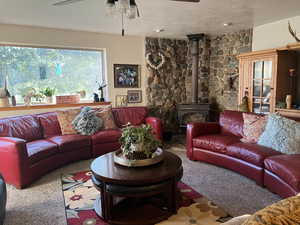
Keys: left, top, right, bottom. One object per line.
{"left": 146, "top": 52, "right": 165, "bottom": 70}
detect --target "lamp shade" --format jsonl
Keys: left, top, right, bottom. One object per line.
{"left": 105, "top": 0, "right": 116, "bottom": 15}
{"left": 126, "top": 5, "right": 137, "bottom": 19}
{"left": 117, "top": 0, "right": 130, "bottom": 13}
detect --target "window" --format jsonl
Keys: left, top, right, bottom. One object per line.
{"left": 0, "top": 46, "right": 105, "bottom": 104}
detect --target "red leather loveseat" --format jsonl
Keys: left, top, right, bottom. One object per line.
{"left": 187, "top": 110, "right": 300, "bottom": 198}
{"left": 0, "top": 107, "right": 162, "bottom": 189}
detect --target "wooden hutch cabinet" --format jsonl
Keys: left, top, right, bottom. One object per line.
{"left": 238, "top": 49, "right": 298, "bottom": 113}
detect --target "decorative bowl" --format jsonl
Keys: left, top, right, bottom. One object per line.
{"left": 114, "top": 148, "right": 164, "bottom": 167}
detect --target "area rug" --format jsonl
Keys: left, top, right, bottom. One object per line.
{"left": 62, "top": 171, "right": 232, "bottom": 225}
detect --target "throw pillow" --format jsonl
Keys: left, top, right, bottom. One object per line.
{"left": 241, "top": 195, "right": 300, "bottom": 225}
{"left": 258, "top": 113, "right": 300, "bottom": 154}
{"left": 241, "top": 113, "right": 267, "bottom": 144}
{"left": 96, "top": 106, "right": 118, "bottom": 130}
{"left": 56, "top": 108, "right": 80, "bottom": 135}
{"left": 72, "top": 107, "right": 103, "bottom": 135}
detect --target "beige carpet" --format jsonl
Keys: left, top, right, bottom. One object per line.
{"left": 4, "top": 142, "right": 281, "bottom": 225}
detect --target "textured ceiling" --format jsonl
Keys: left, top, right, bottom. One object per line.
{"left": 1, "top": 0, "right": 300, "bottom": 38}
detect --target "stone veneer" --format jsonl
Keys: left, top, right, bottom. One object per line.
{"left": 145, "top": 29, "right": 252, "bottom": 129}
{"left": 208, "top": 29, "right": 252, "bottom": 111}
{"left": 145, "top": 37, "right": 188, "bottom": 107}
{"left": 145, "top": 37, "right": 188, "bottom": 131}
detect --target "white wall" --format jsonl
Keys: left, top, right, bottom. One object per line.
{"left": 0, "top": 24, "right": 146, "bottom": 117}
{"left": 253, "top": 15, "right": 300, "bottom": 51}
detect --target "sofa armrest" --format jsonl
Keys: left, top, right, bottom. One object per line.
{"left": 186, "top": 122, "right": 221, "bottom": 159}
{"left": 0, "top": 173, "right": 6, "bottom": 225}
{"left": 0, "top": 137, "right": 29, "bottom": 188}
{"left": 145, "top": 117, "right": 163, "bottom": 141}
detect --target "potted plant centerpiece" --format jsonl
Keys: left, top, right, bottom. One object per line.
{"left": 115, "top": 124, "right": 163, "bottom": 167}
{"left": 41, "top": 87, "right": 56, "bottom": 104}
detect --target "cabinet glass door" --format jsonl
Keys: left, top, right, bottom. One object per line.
{"left": 252, "top": 60, "right": 272, "bottom": 113}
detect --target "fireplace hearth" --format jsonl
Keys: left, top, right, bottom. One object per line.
{"left": 177, "top": 33, "right": 210, "bottom": 127}
{"left": 177, "top": 103, "right": 210, "bottom": 127}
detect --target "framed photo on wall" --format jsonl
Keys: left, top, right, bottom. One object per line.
{"left": 115, "top": 95, "right": 128, "bottom": 107}
{"left": 127, "top": 90, "right": 142, "bottom": 103}
{"left": 114, "top": 64, "right": 139, "bottom": 88}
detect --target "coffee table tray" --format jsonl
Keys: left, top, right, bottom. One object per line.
{"left": 114, "top": 148, "right": 164, "bottom": 167}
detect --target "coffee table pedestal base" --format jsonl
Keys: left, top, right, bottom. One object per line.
{"left": 94, "top": 195, "right": 176, "bottom": 225}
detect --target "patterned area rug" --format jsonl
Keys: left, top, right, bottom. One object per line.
{"left": 62, "top": 171, "right": 232, "bottom": 225}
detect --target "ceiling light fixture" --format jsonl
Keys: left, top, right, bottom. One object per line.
{"left": 155, "top": 28, "right": 165, "bottom": 33}
{"left": 105, "top": 0, "right": 140, "bottom": 36}
{"left": 223, "top": 22, "right": 233, "bottom": 27}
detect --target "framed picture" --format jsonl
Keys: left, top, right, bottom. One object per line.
{"left": 127, "top": 90, "right": 142, "bottom": 103}
{"left": 114, "top": 64, "right": 139, "bottom": 88}
{"left": 115, "top": 95, "right": 128, "bottom": 107}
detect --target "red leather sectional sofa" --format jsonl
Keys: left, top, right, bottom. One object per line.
{"left": 187, "top": 110, "right": 300, "bottom": 198}
{"left": 0, "top": 107, "right": 162, "bottom": 189}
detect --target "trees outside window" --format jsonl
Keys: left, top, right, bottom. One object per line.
{"left": 0, "top": 46, "right": 105, "bottom": 104}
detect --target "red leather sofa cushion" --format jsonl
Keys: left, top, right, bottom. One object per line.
{"left": 37, "top": 112, "right": 61, "bottom": 138}
{"left": 226, "top": 142, "right": 281, "bottom": 167}
{"left": 48, "top": 135, "right": 91, "bottom": 152}
{"left": 193, "top": 134, "right": 240, "bottom": 154}
{"left": 112, "top": 107, "right": 148, "bottom": 127}
{"left": 265, "top": 155, "right": 300, "bottom": 191}
{"left": 219, "top": 110, "right": 244, "bottom": 137}
{"left": 0, "top": 115, "right": 42, "bottom": 141}
{"left": 91, "top": 129, "right": 121, "bottom": 145}
{"left": 27, "top": 140, "right": 59, "bottom": 164}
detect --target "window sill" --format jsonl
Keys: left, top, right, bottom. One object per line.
{"left": 0, "top": 102, "right": 111, "bottom": 112}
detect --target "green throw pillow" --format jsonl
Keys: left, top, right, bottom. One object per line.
{"left": 258, "top": 113, "right": 300, "bottom": 154}
{"left": 72, "top": 107, "right": 103, "bottom": 135}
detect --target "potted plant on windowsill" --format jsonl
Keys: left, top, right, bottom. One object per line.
{"left": 41, "top": 87, "right": 56, "bottom": 104}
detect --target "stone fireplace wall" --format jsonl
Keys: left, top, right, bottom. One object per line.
{"left": 145, "top": 29, "right": 252, "bottom": 130}
{"left": 145, "top": 37, "right": 188, "bottom": 131}
{"left": 208, "top": 29, "right": 252, "bottom": 111}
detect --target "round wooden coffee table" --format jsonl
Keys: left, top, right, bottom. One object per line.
{"left": 91, "top": 151, "right": 183, "bottom": 225}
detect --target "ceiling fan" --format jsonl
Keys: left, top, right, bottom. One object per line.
{"left": 52, "top": 0, "right": 200, "bottom": 36}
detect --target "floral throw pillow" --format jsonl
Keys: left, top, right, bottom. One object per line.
{"left": 241, "top": 113, "right": 268, "bottom": 144}
{"left": 56, "top": 108, "right": 81, "bottom": 135}
{"left": 258, "top": 113, "right": 300, "bottom": 154}
{"left": 96, "top": 106, "right": 118, "bottom": 130}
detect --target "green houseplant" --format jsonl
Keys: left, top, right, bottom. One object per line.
{"left": 120, "top": 124, "right": 161, "bottom": 160}
{"left": 40, "top": 87, "right": 56, "bottom": 104}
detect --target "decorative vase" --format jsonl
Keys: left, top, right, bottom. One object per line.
{"left": 286, "top": 95, "right": 292, "bottom": 109}
{"left": 0, "top": 97, "right": 10, "bottom": 107}
{"left": 99, "top": 89, "right": 105, "bottom": 102}
{"left": 46, "top": 96, "right": 53, "bottom": 104}
{"left": 11, "top": 96, "right": 16, "bottom": 106}
{"left": 129, "top": 143, "right": 143, "bottom": 152}
{"left": 124, "top": 143, "right": 147, "bottom": 160}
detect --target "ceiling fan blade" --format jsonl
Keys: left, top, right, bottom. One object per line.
{"left": 53, "top": 0, "right": 86, "bottom": 6}
{"left": 171, "top": 0, "right": 200, "bottom": 2}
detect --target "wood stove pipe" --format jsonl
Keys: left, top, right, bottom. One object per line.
{"left": 187, "top": 34, "right": 204, "bottom": 104}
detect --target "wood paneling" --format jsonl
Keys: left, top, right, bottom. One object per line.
{"left": 238, "top": 49, "right": 298, "bottom": 113}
